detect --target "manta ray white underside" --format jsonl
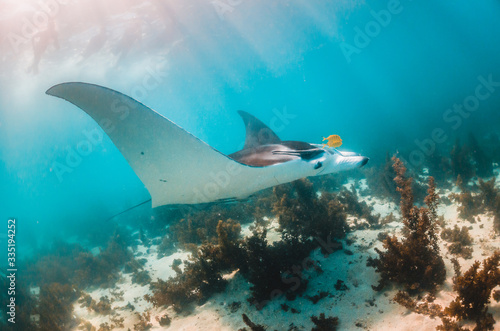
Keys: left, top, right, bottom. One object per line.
{"left": 47, "top": 82, "right": 337, "bottom": 207}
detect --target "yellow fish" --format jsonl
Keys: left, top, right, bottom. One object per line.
{"left": 322, "top": 135, "right": 342, "bottom": 148}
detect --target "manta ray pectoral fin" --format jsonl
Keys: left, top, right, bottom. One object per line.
{"left": 46, "top": 82, "right": 253, "bottom": 207}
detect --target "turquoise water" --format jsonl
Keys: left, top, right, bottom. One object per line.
{"left": 1, "top": 0, "right": 500, "bottom": 329}
{"left": 2, "top": 0, "right": 499, "bottom": 247}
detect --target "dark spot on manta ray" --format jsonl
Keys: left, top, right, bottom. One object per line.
{"left": 159, "top": 179, "right": 167, "bottom": 182}
{"left": 314, "top": 162, "right": 323, "bottom": 170}
{"left": 141, "top": 152, "right": 144, "bottom": 155}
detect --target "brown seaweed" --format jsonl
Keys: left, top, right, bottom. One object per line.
{"left": 444, "top": 251, "right": 500, "bottom": 330}
{"left": 367, "top": 156, "right": 446, "bottom": 293}
{"left": 338, "top": 184, "right": 380, "bottom": 228}
{"left": 441, "top": 225, "right": 474, "bottom": 259}
{"left": 241, "top": 313, "right": 266, "bottom": 331}
{"left": 311, "top": 313, "right": 339, "bottom": 331}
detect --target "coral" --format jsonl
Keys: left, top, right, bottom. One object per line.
{"left": 367, "top": 157, "right": 446, "bottom": 293}
{"left": 444, "top": 251, "right": 500, "bottom": 328}
{"left": 310, "top": 313, "right": 339, "bottom": 331}
{"left": 241, "top": 313, "right": 266, "bottom": 331}
{"left": 441, "top": 225, "right": 473, "bottom": 259}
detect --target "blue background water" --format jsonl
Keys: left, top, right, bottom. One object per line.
{"left": 1, "top": 0, "right": 500, "bottom": 256}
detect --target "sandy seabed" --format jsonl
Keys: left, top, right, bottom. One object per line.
{"left": 72, "top": 173, "right": 500, "bottom": 331}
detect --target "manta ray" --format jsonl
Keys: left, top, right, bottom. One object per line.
{"left": 47, "top": 82, "right": 369, "bottom": 208}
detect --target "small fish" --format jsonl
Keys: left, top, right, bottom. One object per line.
{"left": 322, "top": 135, "right": 342, "bottom": 148}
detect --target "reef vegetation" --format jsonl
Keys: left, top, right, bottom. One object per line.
{"left": 450, "top": 177, "right": 500, "bottom": 231}
{"left": 145, "top": 218, "right": 247, "bottom": 311}
{"left": 4, "top": 131, "right": 499, "bottom": 330}
{"left": 442, "top": 251, "right": 500, "bottom": 330}
{"left": 146, "top": 176, "right": 382, "bottom": 313}
{"left": 367, "top": 156, "right": 446, "bottom": 293}
{"left": 310, "top": 313, "right": 340, "bottom": 331}
{"left": 364, "top": 152, "right": 428, "bottom": 204}
{"left": 1, "top": 228, "right": 137, "bottom": 330}
{"left": 440, "top": 225, "right": 474, "bottom": 259}
{"left": 392, "top": 251, "right": 500, "bottom": 331}
{"left": 241, "top": 313, "right": 266, "bottom": 331}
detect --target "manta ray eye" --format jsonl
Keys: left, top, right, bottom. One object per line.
{"left": 314, "top": 161, "right": 323, "bottom": 169}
